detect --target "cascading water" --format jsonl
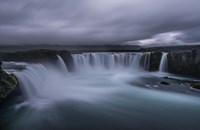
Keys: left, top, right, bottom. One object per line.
{"left": 14, "top": 64, "right": 47, "bottom": 99}
{"left": 143, "top": 52, "right": 151, "bottom": 70}
{"left": 2, "top": 52, "right": 200, "bottom": 130}
{"left": 159, "top": 52, "right": 168, "bottom": 72}
{"left": 57, "top": 55, "right": 68, "bottom": 74}
{"left": 14, "top": 52, "right": 151, "bottom": 101}
{"left": 72, "top": 52, "right": 151, "bottom": 71}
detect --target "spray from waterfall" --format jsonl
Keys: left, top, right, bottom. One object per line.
{"left": 14, "top": 52, "right": 152, "bottom": 100}
{"left": 159, "top": 52, "right": 168, "bottom": 72}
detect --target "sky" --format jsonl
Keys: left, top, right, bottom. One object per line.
{"left": 0, "top": 0, "right": 200, "bottom": 46}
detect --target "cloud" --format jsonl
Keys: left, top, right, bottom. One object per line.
{"left": 133, "top": 32, "right": 186, "bottom": 46}
{"left": 0, "top": 0, "right": 200, "bottom": 46}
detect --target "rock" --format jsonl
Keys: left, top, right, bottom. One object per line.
{"left": 160, "top": 81, "right": 170, "bottom": 85}
{"left": 1, "top": 62, "right": 25, "bottom": 71}
{"left": 0, "top": 49, "right": 74, "bottom": 71}
{"left": 191, "top": 83, "right": 200, "bottom": 90}
{"left": 141, "top": 45, "right": 200, "bottom": 78}
{"left": 1, "top": 50, "right": 58, "bottom": 64}
{"left": 149, "top": 52, "right": 162, "bottom": 71}
{"left": 168, "top": 49, "right": 200, "bottom": 78}
{"left": 0, "top": 66, "right": 18, "bottom": 103}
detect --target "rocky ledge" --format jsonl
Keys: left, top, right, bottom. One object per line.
{"left": 164, "top": 77, "right": 200, "bottom": 90}
{"left": 0, "top": 62, "right": 18, "bottom": 103}
{"left": 141, "top": 45, "right": 200, "bottom": 78}
{"left": 0, "top": 49, "right": 74, "bottom": 71}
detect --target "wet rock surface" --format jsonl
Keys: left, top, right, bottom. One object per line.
{"left": 160, "top": 81, "right": 170, "bottom": 85}
{"left": 164, "top": 76, "right": 200, "bottom": 90}
{"left": 129, "top": 74, "right": 200, "bottom": 97}
{"left": 0, "top": 66, "right": 18, "bottom": 103}
{"left": 191, "top": 83, "right": 200, "bottom": 90}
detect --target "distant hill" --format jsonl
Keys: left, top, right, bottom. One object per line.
{"left": 0, "top": 45, "right": 141, "bottom": 53}
{"left": 139, "top": 44, "right": 200, "bottom": 52}
{"left": 0, "top": 44, "right": 200, "bottom": 53}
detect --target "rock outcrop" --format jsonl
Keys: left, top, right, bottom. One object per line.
{"left": 57, "top": 50, "right": 74, "bottom": 71}
{"left": 0, "top": 49, "right": 74, "bottom": 71}
{"left": 0, "top": 62, "right": 18, "bottom": 103}
{"left": 168, "top": 49, "right": 200, "bottom": 78}
{"left": 143, "top": 45, "right": 200, "bottom": 78}
{"left": 149, "top": 52, "right": 162, "bottom": 71}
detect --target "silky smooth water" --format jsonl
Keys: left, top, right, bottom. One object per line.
{"left": 159, "top": 52, "right": 168, "bottom": 72}
{"left": 1, "top": 52, "right": 200, "bottom": 130}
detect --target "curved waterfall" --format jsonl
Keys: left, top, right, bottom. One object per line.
{"left": 4, "top": 52, "right": 200, "bottom": 130}
{"left": 72, "top": 52, "right": 151, "bottom": 71}
{"left": 57, "top": 55, "right": 68, "bottom": 74}
{"left": 159, "top": 52, "right": 168, "bottom": 72}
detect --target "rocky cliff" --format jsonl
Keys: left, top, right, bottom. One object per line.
{"left": 0, "top": 62, "right": 18, "bottom": 103}
{"left": 168, "top": 49, "right": 200, "bottom": 78}
{"left": 149, "top": 52, "right": 162, "bottom": 71}
{"left": 144, "top": 45, "right": 200, "bottom": 78}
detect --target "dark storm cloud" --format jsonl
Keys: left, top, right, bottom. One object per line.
{"left": 0, "top": 0, "right": 200, "bottom": 45}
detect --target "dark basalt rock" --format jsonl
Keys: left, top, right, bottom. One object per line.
{"left": 1, "top": 50, "right": 58, "bottom": 64}
{"left": 142, "top": 45, "right": 200, "bottom": 78}
{"left": 160, "top": 81, "right": 170, "bottom": 85}
{"left": 149, "top": 51, "right": 162, "bottom": 71}
{"left": 168, "top": 49, "right": 200, "bottom": 78}
{"left": 0, "top": 66, "right": 18, "bottom": 103}
{"left": 0, "top": 49, "right": 74, "bottom": 71}
{"left": 191, "top": 83, "right": 200, "bottom": 90}
{"left": 57, "top": 50, "right": 74, "bottom": 72}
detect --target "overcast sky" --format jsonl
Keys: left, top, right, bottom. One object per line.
{"left": 0, "top": 0, "right": 200, "bottom": 46}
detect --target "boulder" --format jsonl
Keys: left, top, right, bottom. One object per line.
{"left": 191, "top": 83, "right": 200, "bottom": 90}
{"left": 160, "top": 81, "right": 170, "bottom": 85}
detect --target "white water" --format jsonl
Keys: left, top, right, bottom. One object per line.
{"left": 72, "top": 52, "right": 151, "bottom": 71}
{"left": 14, "top": 52, "right": 151, "bottom": 102}
{"left": 159, "top": 52, "right": 168, "bottom": 72}
{"left": 4, "top": 52, "right": 200, "bottom": 130}
{"left": 57, "top": 55, "right": 68, "bottom": 74}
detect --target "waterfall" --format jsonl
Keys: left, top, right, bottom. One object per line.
{"left": 8, "top": 52, "right": 200, "bottom": 130}
{"left": 143, "top": 52, "right": 151, "bottom": 71}
{"left": 57, "top": 55, "right": 68, "bottom": 74}
{"left": 14, "top": 52, "right": 151, "bottom": 100}
{"left": 72, "top": 52, "right": 151, "bottom": 71}
{"left": 14, "top": 63, "right": 71, "bottom": 100}
{"left": 159, "top": 52, "right": 168, "bottom": 72}
{"left": 14, "top": 64, "right": 47, "bottom": 99}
